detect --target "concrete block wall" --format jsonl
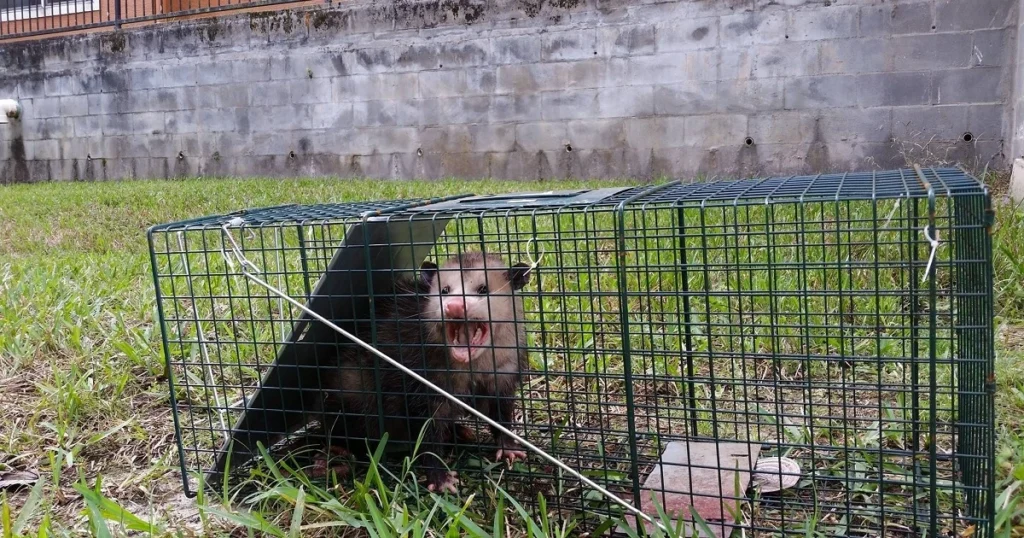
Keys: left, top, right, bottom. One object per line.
{"left": 0, "top": 0, "right": 1019, "bottom": 182}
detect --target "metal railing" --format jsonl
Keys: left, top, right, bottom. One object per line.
{"left": 0, "top": 0, "right": 314, "bottom": 41}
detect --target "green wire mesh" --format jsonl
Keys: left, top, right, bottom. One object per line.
{"left": 148, "top": 168, "right": 995, "bottom": 537}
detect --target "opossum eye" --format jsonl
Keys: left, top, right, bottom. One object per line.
{"left": 441, "top": 286, "right": 451, "bottom": 295}
{"left": 477, "top": 285, "right": 489, "bottom": 295}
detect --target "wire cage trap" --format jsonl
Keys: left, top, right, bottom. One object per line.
{"left": 148, "top": 167, "right": 995, "bottom": 537}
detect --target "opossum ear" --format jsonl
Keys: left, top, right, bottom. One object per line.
{"left": 507, "top": 262, "right": 531, "bottom": 291}
{"left": 420, "top": 260, "right": 438, "bottom": 285}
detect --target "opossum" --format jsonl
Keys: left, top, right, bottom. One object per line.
{"left": 316, "top": 251, "right": 532, "bottom": 494}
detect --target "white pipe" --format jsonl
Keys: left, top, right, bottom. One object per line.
{"left": 0, "top": 99, "right": 22, "bottom": 124}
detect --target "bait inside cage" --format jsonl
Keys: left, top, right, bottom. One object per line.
{"left": 148, "top": 168, "right": 995, "bottom": 537}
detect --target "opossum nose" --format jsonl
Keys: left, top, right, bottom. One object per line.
{"left": 443, "top": 300, "right": 466, "bottom": 319}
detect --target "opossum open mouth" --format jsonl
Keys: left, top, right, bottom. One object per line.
{"left": 445, "top": 321, "right": 490, "bottom": 363}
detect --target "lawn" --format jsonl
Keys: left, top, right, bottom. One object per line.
{"left": 0, "top": 175, "right": 1022, "bottom": 537}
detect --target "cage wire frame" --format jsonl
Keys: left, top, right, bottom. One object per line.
{"left": 148, "top": 167, "right": 996, "bottom": 538}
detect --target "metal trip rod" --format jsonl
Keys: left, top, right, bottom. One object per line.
{"left": 218, "top": 222, "right": 667, "bottom": 532}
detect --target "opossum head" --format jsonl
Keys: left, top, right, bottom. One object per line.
{"left": 420, "top": 251, "right": 530, "bottom": 365}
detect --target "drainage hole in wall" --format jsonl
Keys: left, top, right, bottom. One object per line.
{"left": 565, "top": 143, "right": 573, "bottom": 152}
{"left": 288, "top": 150, "right": 297, "bottom": 159}
{"left": 86, "top": 154, "right": 92, "bottom": 161}
{"left": 177, "top": 151, "right": 185, "bottom": 160}
{"left": 744, "top": 137, "right": 754, "bottom": 146}
{"left": 417, "top": 148, "right": 423, "bottom": 157}
{"left": 962, "top": 132, "right": 974, "bottom": 143}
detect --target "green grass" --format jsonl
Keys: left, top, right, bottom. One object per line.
{"left": 0, "top": 176, "right": 1022, "bottom": 537}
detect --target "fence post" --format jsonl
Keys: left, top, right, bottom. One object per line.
{"left": 114, "top": 0, "right": 121, "bottom": 29}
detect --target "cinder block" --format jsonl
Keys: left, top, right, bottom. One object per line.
{"left": 469, "top": 124, "right": 516, "bottom": 153}
{"left": 311, "top": 102, "right": 354, "bottom": 129}
{"left": 215, "top": 85, "right": 250, "bottom": 109}
{"left": 720, "top": 10, "right": 787, "bottom": 47}
{"left": 465, "top": 68, "right": 497, "bottom": 95}
{"left": 163, "top": 110, "right": 197, "bottom": 135}
{"left": 567, "top": 119, "right": 625, "bottom": 150}
{"left": 891, "top": 33, "right": 972, "bottom": 71}
{"left": 353, "top": 100, "right": 398, "bottom": 127}
{"left": 784, "top": 75, "right": 859, "bottom": 109}
{"left": 563, "top": 59, "right": 608, "bottom": 90}
{"left": 967, "top": 104, "right": 1004, "bottom": 139}
{"left": 935, "top": 0, "right": 1014, "bottom": 31}
{"left": 438, "top": 40, "right": 490, "bottom": 68}
{"left": 198, "top": 108, "right": 240, "bottom": 133}
{"left": 150, "top": 88, "right": 197, "bottom": 112}
{"left": 934, "top": 68, "right": 1002, "bottom": 104}
{"left": 719, "top": 49, "right": 753, "bottom": 80}
{"left": 747, "top": 111, "right": 816, "bottom": 146}
{"left": 288, "top": 78, "right": 332, "bottom": 105}
{"left": 753, "top": 42, "right": 820, "bottom": 78}
{"left": 58, "top": 95, "right": 90, "bottom": 117}
{"left": 625, "top": 117, "right": 685, "bottom": 149}
{"left": 395, "top": 44, "right": 441, "bottom": 71}
{"left": 196, "top": 88, "right": 219, "bottom": 110}
{"left": 270, "top": 54, "right": 317, "bottom": 81}
{"left": 43, "top": 76, "right": 74, "bottom": 97}
{"left": 18, "top": 78, "right": 45, "bottom": 99}
{"left": 819, "top": 107, "right": 893, "bottom": 143}
{"left": 72, "top": 115, "right": 102, "bottom": 138}
{"left": 132, "top": 112, "right": 165, "bottom": 135}
{"left": 542, "top": 90, "right": 600, "bottom": 121}
{"left": 25, "top": 98, "right": 61, "bottom": 119}
{"left": 599, "top": 24, "right": 657, "bottom": 57}
{"left": 419, "top": 96, "right": 489, "bottom": 126}
{"left": 159, "top": 64, "right": 197, "bottom": 88}
{"left": 496, "top": 64, "right": 565, "bottom": 94}
{"left": 515, "top": 122, "right": 569, "bottom": 152}
{"left": 655, "top": 17, "right": 717, "bottom": 52}
{"left": 420, "top": 125, "right": 472, "bottom": 153}
{"left": 101, "top": 114, "right": 132, "bottom": 137}
{"left": 859, "top": 2, "right": 935, "bottom": 37}
{"left": 787, "top": 5, "right": 859, "bottom": 41}
{"left": 251, "top": 105, "right": 310, "bottom": 132}
{"left": 420, "top": 70, "right": 468, "bottom": 98}
{"left": 250, "top": 81, "right": 291, "bottom": 107}
{"left": 489, "top": 94, "right": 542, "bottom": 123}
{"left": 857, "top": 72, "right": 933, "bottom": 107}
{"left": 972, "top": 29, "right": 1009, "bottom": 67}
{"left": 598, "top": 86, "right": 654, "bottom": 118}
{"left": 629, "top": 52, "right": 715, "bottom": 85}
{"left": 653, "top": 81, "right": 717, "bottom": 115}
{"left": 717, "top": 78, "right": 785, "bottom": 114}
{"left": 88, "top": 93, "right": 117, "bottom": 116}
{"left": 891, "top": 105, "right": 964, "bottom": 141}
{"left": 232, "top": 59, "right": 271, "bottom": 83}
{"left": 542, "top": 30, "right": 598, "bottom": 61}
{"left": 374, "top": 73, "right": 420, "bottom": 100}
{"left": 26, "top": 139, "right": 61, "bottom": 161}
{"left": 491, "top": 35, "right": 542, "bottom": 64}
{"left": 367, "top": 127, "right": 418, "bottom": 154}
{"left": 684, "top": 114, "right": 747, "bottom": 148}
{"left": 820, "top": 38, "right": 891, "bottom": 74}
{"left": 196, "top": 62, "right": 236, "bottom": 86}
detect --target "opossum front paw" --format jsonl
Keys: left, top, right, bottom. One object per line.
{"left": 310, "top": 445, "right": 352, "bottom": 479}
{"left": 495, "top": 439, "right": 527, "bottom": 465}
{"left": 425, "top": 470, "right": 459, "bottom": 494}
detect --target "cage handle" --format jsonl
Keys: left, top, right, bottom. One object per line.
{"left": 217, "top": 220, "right": 667, "bottom": 533}
{"left": 922, "top": 224, "right": 940, "bottom": 284}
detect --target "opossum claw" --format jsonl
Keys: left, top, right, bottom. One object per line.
{"left": 496, "top": 448, "right": 528, "bottom": 465}
{"left": 309, "top": 445, "right": 352, "bottom": 479}
{"left": 426, "top": 470, "right": 459, "bottom": 494}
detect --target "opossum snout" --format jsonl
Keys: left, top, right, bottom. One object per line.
{"left": 443, "top": 299, "right": 466, "bottom": 319}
